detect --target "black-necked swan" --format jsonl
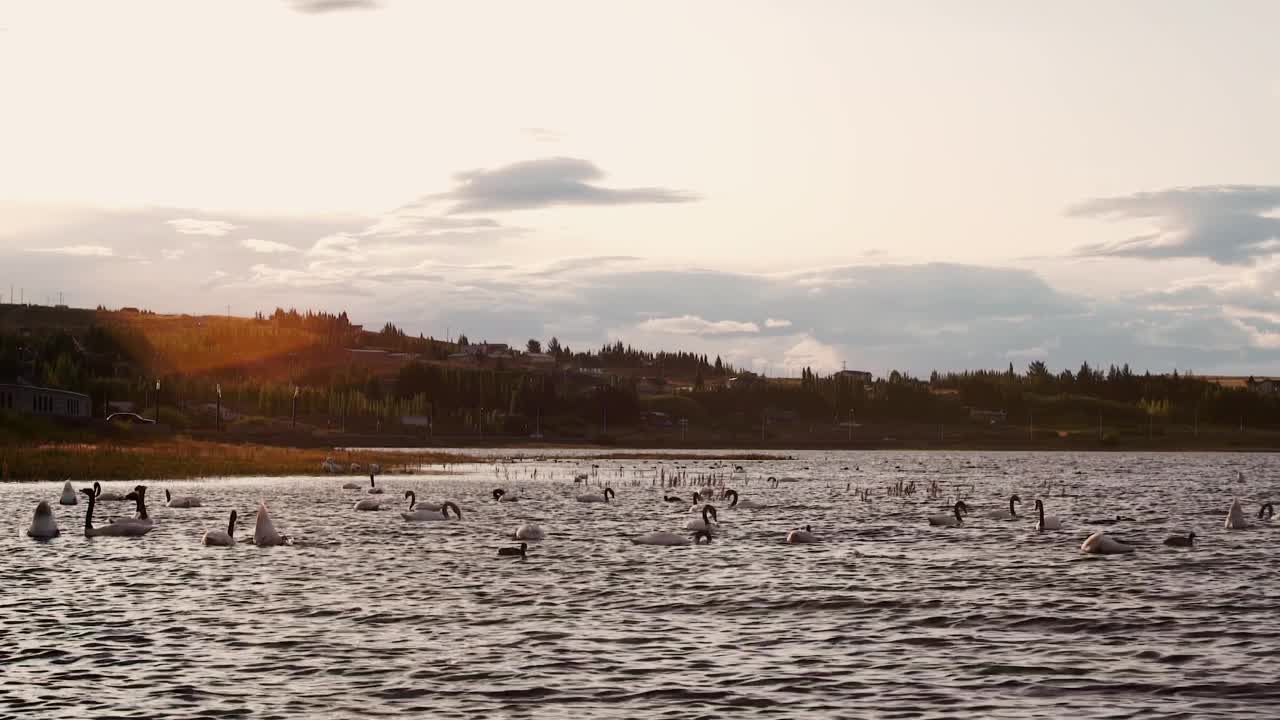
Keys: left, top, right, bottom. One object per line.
{"left": 354, "top": 497, "right": 382, "bottom": 511}
{"left": 1081, "top": 532, "right": 1134, "bottom": 554}
{"left": 684, "top": 505, "right": 718, "bottom": 532}
{"left": 493, "top": 488, "right": 519, "bottom": 502}
{"left": 514, "top": 523, "right": 545, "bottom": 540}
{"left": 80, "top": 487, "right": 154, "bottom": 537}
{"left": 928, "top": 501, "right": 969, "bottom": 527}
{"left": 786, "top": 524, "right": 819, "bottom": 543}
{"left": 1163, "top": 532, "right": 1195, "bottom": 547}
{"left": 498, "top": 542, "right": 528, "bottom": 558}
{"left": 367, "top": 474, "right": 384, "bottom": 495}
{"left": 402, "top": 500, "right": 462, "bottom": 521}
{"left": 986, "top": 494, "right": 1022, "bottom": 519}
{"left": 342, "top": 479, "right": 363, "bottom": 490}
{"left": 59, "top": 480, "right": 77, "bottom": 505}
{"left": 165, "top": 488, "right": 203, "bottom": 508}
{"left": 723, "top": 489, "right": 766, "bottom": 509}
{"left": 1034, "top": 499, "right": 1062, "bottom": 532}
{"left": 203, "top": 510, "right": 238, "bottom": 546}
{"left": 1257, "top": 503, "right": 1274, "bottom": 521}
{"left": 253, "top": 502, "right": 289, "bottom": 546}
{"left": 576, "top": 487, "right": 615, "bottom": 504}
{"left": 92, "top": 482, "right": 127, "bottom": 501}
{"left": 1226, "top": 499, "right": 1250, "bottom": 529}
{"left": 27, "top": 501, "right": 60, "bottom": 539}
{"left": 632, "top": 529, "right": 711, "bottom": 546}
{"left": 123, "top": 486, "right": 156, "bottom": 525}
{"left": 662, "top": 494, "right": 685, "bottom": 503}
{"left": 402, "top": 490, "right": 443, "bottom": 513}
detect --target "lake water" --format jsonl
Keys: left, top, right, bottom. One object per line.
{"left": 3, "top": 450, "right": 1278, "bottom": 718}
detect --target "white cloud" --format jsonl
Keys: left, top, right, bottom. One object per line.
{"left": 161, "top": 249, "right": 186, "bottom": 261}
{"left": 782, "top": 335, "right": 841, "bottom": 370}
{"left": 28, "top": 245, "right": 114, "bottom": 257}
{"left": 166, "top": 218, "right": 238, "bottom": 237}
{"left": 307, "top": 233, "right": 362, "bottom": 259}
{"left": 242, "top": 238, "right": 300, "bottom": 254}
{"left": 765, "top": 318, "right": 792, "bottom": 329}
{"left": 637, "top": 315, "right": 761, "bottom": 335}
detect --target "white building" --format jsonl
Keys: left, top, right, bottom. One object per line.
{"left": 0, "top": 383, "right": 92, "bottom": 419}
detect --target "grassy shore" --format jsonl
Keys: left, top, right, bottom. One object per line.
{"left": 0, "top": 438, "right": 477, "bottom": 481}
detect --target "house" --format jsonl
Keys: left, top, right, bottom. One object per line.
{"left": 0, "top": 383, "right": 92, "bottom": 419}
{"left": 1246, "top": 377, "right": 1280, "bottom": 396}
{"left": 834, "top": 369, "right": 873, "bottom": 383}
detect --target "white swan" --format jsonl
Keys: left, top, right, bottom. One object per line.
{"left": 354, "top": 498, "right": 382, "bottom": 511}
{"left": 59, "top": 480, "right": 77, "bottom": 506}
{"left": 367, "top": 474, "right": 384, "bottom": 495}
{"left": 203, "top": 510, "right": 238, "bottom": 546}
{"left": 576, "top": 487, "right": 615, "bottom": 504}
{"left": 165, "top": 489, "right": 203, "bottom": 508}
{"left": 684, "top": 505, "right": 718, "bottom": 532}
{"left": 1034, "top": 499, "right": 1062, "bottom": 532}
{"left": 632, "top": 530, "right": 711, "bottom": 546}
{"left": 27, "top": 501, "right": 60, "bottom": 539}
{"left": 1080, "top": 532, "right": 1134, "bottom": 554}
{"left": 786, "top": 525, "right": 820, "bottom": 544}
{"left": 723, "top": 489, "right": 766, "bottom": 509}
{"left": 80, "top": 488, "right": 154, "bottom": 537}
{"left": 514, "top": 523, "right": 545, "bottom": 540}
{"left": 92, "top": 482, "right": 127, "bottom": 501}
{"left": 928, "top": 501, "right": 969, "bottom": 527}
{"left": 402, "top": 500, "right": 462, "bottom": 521}
{"left": 985, "top": 494, "right": 1022, "bottom": 520}
{"left": 253, "top": 502, "right": 289, "bottom": 546}
{"left": 1226, "top": 499, "right": 1250, "bottom": 529}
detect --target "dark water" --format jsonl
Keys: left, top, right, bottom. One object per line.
{"left": 3, "top": 450, "right": 1279, "bottom": 719}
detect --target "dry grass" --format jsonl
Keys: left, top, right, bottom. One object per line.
{"left": 0, "top": 438, "right": 476, "bottom": 481}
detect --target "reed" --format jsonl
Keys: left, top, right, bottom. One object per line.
{"left": 0, "top": 438, "right": 475, "bottom": 481}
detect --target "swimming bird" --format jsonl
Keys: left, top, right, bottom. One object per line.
{"left": 92, "top": 482, "right": 127, "bottom": 501}
{"left": 367, "top": 474, "right": 384, "bottom": 495}
{"left": 928, "top": 501, "right": 969, "bottom": 527}
{"left": 514, "top": 523, "right": 545, "bottom": 541}
{"left": 1034, "top": 499, "right": 1062, "bottom": 532}
{"left": 576, "top": 487, "right": 615, "bottom": 503}
{"left": 492, "top": 488, "right": 519, "bottom": 502}
{"left": 723, "top": 489, "right": 766, "bottom": 509}
{"left": 684, "top": 505, "right": 719, "bottom": 532}
{"left": 1163, "top": 532, "right": 1195, "bottom": 548}
{"left": 1225, "top": 499, "right": 1250, "bottom": 529}
{"left": 27, "top": 501, "right": 60, "bottom": 539}
{"left": 123, "top": 486, "right": 156, "bottom": 525}
{"left": 1080, "top": 532, "right": 1134, "bottom": 554}
{"left": 786, "top": 524, "right": 820, "bottom": 543}
{"left": 253, "top": 502, "right": 289, "bottom": 546}
{"left": 80, "top": 488, "right": 154, "bottom": 537}
{"left": 632, "top": 529, "right": 712, "bottom": 546}
{"left": 59, "top": 480, "right": 77, "bottom": 506}
{"left": 203, "top": 510, "right": 238, "bottom": 546}
{"left": 1257, "top": 503, "right": 1274, "bottom": 522}
{"left": 341, "top": 479, "right": 363, "bottom": 490}
{"left": 354, "top": 497, "right": 382, "bottom": 511}
{"left": 165, "top": 489, "right": 203, "bottom": 508}
{"left": 662, "top": 494, "right": 685, "bottom": 503}
{"left": 402, "top": 500, "right": 462, "bottom": 521}
{"left": 986, "top": 494, "right": 1022, "bottom": 520}
{"left": 498, "top": 542, "right": 528, "bottom": 558}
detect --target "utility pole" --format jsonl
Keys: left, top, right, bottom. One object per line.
{"left": 291, "top": 386, "right": 299, "bottom": 429}
{"left": 215, "top": 384, "right": 222, "bottom": 431}
{"left": 154, "top": 379, "right": 161, "bottom": 424}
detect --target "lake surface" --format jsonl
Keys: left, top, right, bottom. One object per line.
{"left": 3, "top": 450, "right": 1278, "bottom": 718}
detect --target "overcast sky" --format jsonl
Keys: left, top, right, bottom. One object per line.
{"left": 3, "top": 0, "right": 1280, "bottom": 376}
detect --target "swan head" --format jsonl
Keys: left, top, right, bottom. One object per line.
{"left": 79, "top": 487, "right": 96, "bottom": 501}
{"left": 1034, "top": 499, "right": 1045, "bottom": 512}
{"left": 604, "top": 487, "right": 615, "bottom": 501}
{"left": 693, "top": 529, "right": 712, "bottom": 544}
{"left": 493, "top": 488, "right": 506, "bottom": 500}
{"left": 703, "top": 505, "right": 718, "bottom": 523}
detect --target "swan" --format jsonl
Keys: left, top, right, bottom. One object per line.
{"left": 498, "top": 543, "right": 527, "bottom": 558}
{"left": 80, "top": 488, "right": 154, "bottom": 537}
{"left": 122, "top": 486, "right": 156, "bottom": 525}
{"left": 684, "top": 505, "right": 719, "bottom": 532}
{"left": 1080, "top": 532, "right": 1134, "bottom": 554}
{"left": 632, "top": 529, "right": 712, "bottom": 546}
{"left": 203, "top": 510, "right": 238, "bottom": 546}
{"left": 576, "top": 487, "right": 615, "bottom": 504}
{"left": 341, "top": 480, "right": 363, "bottom": 490}
{"left": 367, "top": 474, "right": 384, "bottom": 495}
{"left": 1163, "top": 532, "right": 1195, "bottom": 547}
{"left": 1226, "top": 499, "right": 1250, "bottom": 529}
{"left": 492, "top": 488, "right": 519, "bottom": 502}
{"left": 1257, "top": 502, "right": 1274, "bottom": 522}
{"left": 92, "top": 482, "right": 127, "bottom": 501}
{"left": 401, "top": 491, "right": 442, "bottom": 513}
{"left": 27, "top": 501, "right": 60, "bottom": 539}
{"left": 986, "top": 494, "right": 1022, "bottom": 520}
{"left": 253, "top": 502, "right": 289, "bottom": 546}
{"left": 928, "top": 500, "right": 969, "bottom": 527}
{"left": 723, "top": 489, "right": 766, "bottom": 509}
{"left": 1034, "top": 499, "right": 1062, "bottom": 532}
{"left": 786, "top": 524, "right": 820, "bottom": 543}
{"left": 59, "top": 480, "right": 77, "bottom": 505}
{"left": 354, "top": 497, "right": 382, "bottom": 511}
{"left": 514, "top": 523, "right": 545, "bottom": 541}
{"left": 662, "top": 494, "right": 685, "bottom": 503}
{"left": 402, "top": 500, "right": 462, "bottom": 521}
{"left": 165, "top": 489, "right": 203, "bottom": 508}
{"left": 321, "top": 457, "right": 342, "bottom": 473}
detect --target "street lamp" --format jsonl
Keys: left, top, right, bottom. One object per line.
{"left": 216, "top": 383, "right": 222, "bottom": 431}
{"left": 291, "top": 386, "right": 299, "bottom": 429}
{"left": 154, "top": 380, "right": 161, "bottom": 424}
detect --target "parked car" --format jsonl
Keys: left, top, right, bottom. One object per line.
{"left": 106, "top": 412, "right": 156, "bottom": 425}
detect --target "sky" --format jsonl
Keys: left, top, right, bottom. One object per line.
{"left": 3, "top": 0, "right": 1280, "bottom": 376}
